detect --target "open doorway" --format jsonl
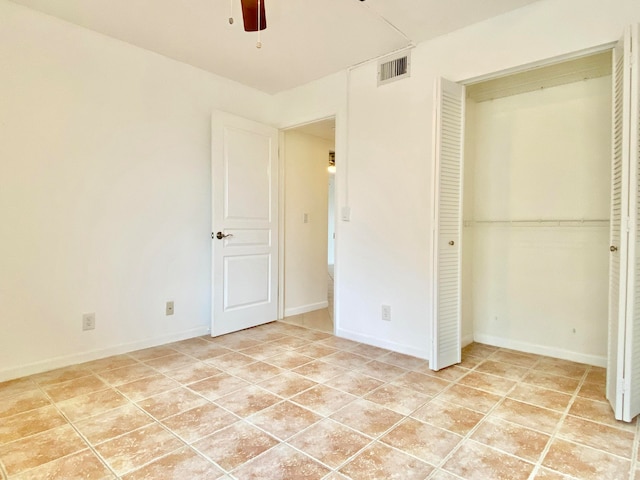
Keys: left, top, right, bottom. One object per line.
{"left": 280, "top": 117, "right": 336, "bottom": 333}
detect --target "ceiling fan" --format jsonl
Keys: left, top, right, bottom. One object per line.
{"left": 238, "top": 0, "right": 266, "bottom": 32}
{"left": 232, "top": 0, "right": 364, "bottom": 45}
{"left": 231, "top": 0, "right": 362, "bottom": 47}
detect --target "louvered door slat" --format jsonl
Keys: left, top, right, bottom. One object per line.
{"left": 431, "top": 77, "right": 465, "bottom": 371}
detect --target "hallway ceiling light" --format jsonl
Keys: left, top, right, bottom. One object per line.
{"left": 328, "top": 151, "right": 336, "bottom": 174}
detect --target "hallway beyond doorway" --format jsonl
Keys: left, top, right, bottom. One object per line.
{"left": 282, "top": 266, "right": 334, "bottom": 333}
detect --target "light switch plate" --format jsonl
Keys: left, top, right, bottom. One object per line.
{"left": 341, "top": 206, "right": 351, "bottom": 222}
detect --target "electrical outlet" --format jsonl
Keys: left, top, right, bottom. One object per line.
{"left": 381, "top": 305, "right": 391, "bottom": 321}
{"left": 166, "top": 301, "right": 174, "bottom": 316}
{"left": 303, "top": 213, "right": 309, "bottom": 223}
{"left": 82, "top": 313, "right": 96, "bottom": 331}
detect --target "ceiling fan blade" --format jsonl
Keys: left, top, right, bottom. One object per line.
{"left": 240, "top": 0, "right": 267, "bottom": 32}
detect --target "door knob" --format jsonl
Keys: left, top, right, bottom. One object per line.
{"left": 610, "top": 245, "right": 618, "bottom": 252}
{"left": 215, "top": 232, "right": 234, "bottom": 240}
{"left": 449, "top": 240, "right": 455, "bottom": 246}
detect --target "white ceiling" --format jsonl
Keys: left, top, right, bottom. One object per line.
{"left": 9, "top": 0, "right": 542, "bottom": 94}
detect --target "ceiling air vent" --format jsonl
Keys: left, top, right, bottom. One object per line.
{"left": 378, "top": 51, "right": 411, "bottom": 86}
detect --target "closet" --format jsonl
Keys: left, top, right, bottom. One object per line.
{"left": 462, "top": 53, "right": 612, "bottom": 367}
{"left": 431, "top": 25, "right": 640, "bottom": 422}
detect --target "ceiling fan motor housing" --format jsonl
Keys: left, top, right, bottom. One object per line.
{"left": 240, "top": 0, "right": 267, "bottom": 32}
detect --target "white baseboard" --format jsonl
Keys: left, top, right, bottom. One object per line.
{"left": 284, "top": 301, "right": 329, "bottom": 317}
{"left": 473, "top": 333, "right": 607, "bottom": 367}
{"left": 335, "top": 327, "right": 429, "bottom": 360}
{"left": 0, "top": 326, "right": 211, "bottom": 382}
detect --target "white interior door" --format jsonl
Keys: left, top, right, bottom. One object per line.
{"left": 211, "top": 111, "right": 279, "bottom": 337}
{"left": 608, "top": 25, "right": 640, "bottom": 422}
{"left": 431, "top": 77, "right": 465, "bottom": 371}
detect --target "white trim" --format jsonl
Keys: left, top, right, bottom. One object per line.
{"left": 336, "top": 327, "right": 428, "bottom": 360}
{"left": 280, "top": 115, "right": 337, "bottom": 132}
{"left": 277, "top": 130, "right": 286, "bottom": 320}
{"left": 461, "top": 42, "right": 616, "bottom": 86}
{"left": 473, "top": 333, "right": 607, "bottom": 368}
{"left": 284, "top": 301, "right": 329, "bottom": 317}
{"left": 0, "top": 326, "right": 210, "bottom": 383}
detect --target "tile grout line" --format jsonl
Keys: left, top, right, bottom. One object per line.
{"left": 272, "top": 338, "right": 636, "bottom": 478}
{"left": 22, "top": 380, "right": 121, "bottom": 480}
{"left": 425, "top": 347, "right": 545, "bottom": 479}
{"left": 118, "top": 382, "right": 239, "bottom": 479}
{"left": 189, "top": 344, "right": 358, "bottom": 477}
{"left": 236, "top": 386, "right": 374, "bottom": 476}
{"left": 65, "top": 354, "right": 242, "bottom": 479}
{"left": 416, "top": 353, "right": 492, "bottom": 480}
{"left": 173, "top": 327, "right": 373, "bottom": 478}
{"left": 108, "top": 348, "right": 288, "bottom": 480}
{"left": 455, "top": 354, "right": 628, "bottom": 434}
{"left": 322, "top": 371, "right": 445, "bottom": 475}
{"left": 527, "top": 364, "right": 593, "bottom": 480}
{"left": 204, "top": 336, "right": 433, "bottom": 478}
{"left": 0, "top": 326, "right": 324, "bottom": 479}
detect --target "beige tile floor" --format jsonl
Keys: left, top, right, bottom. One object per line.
{"left": 0, "top": 320, "right": 638, "bottom": 480}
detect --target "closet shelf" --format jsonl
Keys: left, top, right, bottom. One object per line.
{"left": 464, "top": 219, "right": 610, "bottom": 227}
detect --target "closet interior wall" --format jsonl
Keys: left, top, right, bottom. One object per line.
{"left": 462, "top": 72, "right": 612, "bottom": 366}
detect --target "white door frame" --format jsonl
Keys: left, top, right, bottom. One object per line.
{"left": 277, "top": 113, "right": 341, "bottom": 334}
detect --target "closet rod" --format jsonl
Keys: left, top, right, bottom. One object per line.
{"left": 464, "top": 219, "right": 610, "bottom": 227}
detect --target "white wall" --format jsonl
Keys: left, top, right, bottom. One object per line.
{"left": 294, "top": 0, "right": 640, "bottom": 359}
{"left": 0, "top": 0, "right": 276, "bottom": 381}
{"left": 283, "top": 131, "right": 333, "bottom": 316}
{"left": 275, "top": 72, "right": 347, "bottom": 131}
{"left": 464, "top": 77, "right": 611, "bottom": 365}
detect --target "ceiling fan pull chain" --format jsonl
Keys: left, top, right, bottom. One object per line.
{"left": 256, "top": 0, "right": 262, "bottom": 48}
{"left": 228, "top": 0, "right": 234, "bottom": 24}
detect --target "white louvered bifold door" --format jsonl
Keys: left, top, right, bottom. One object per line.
{"left": 608, "top": 25, "right": 640, "bottom": 422}
{"left": 622, "top": 24, "right": 640, "bottom": 422}
{"left": 607, "top": 28, "right": 629, "bottom": 420}
{"left": 431, "top": 78, "right": 465, "bottom": 371}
